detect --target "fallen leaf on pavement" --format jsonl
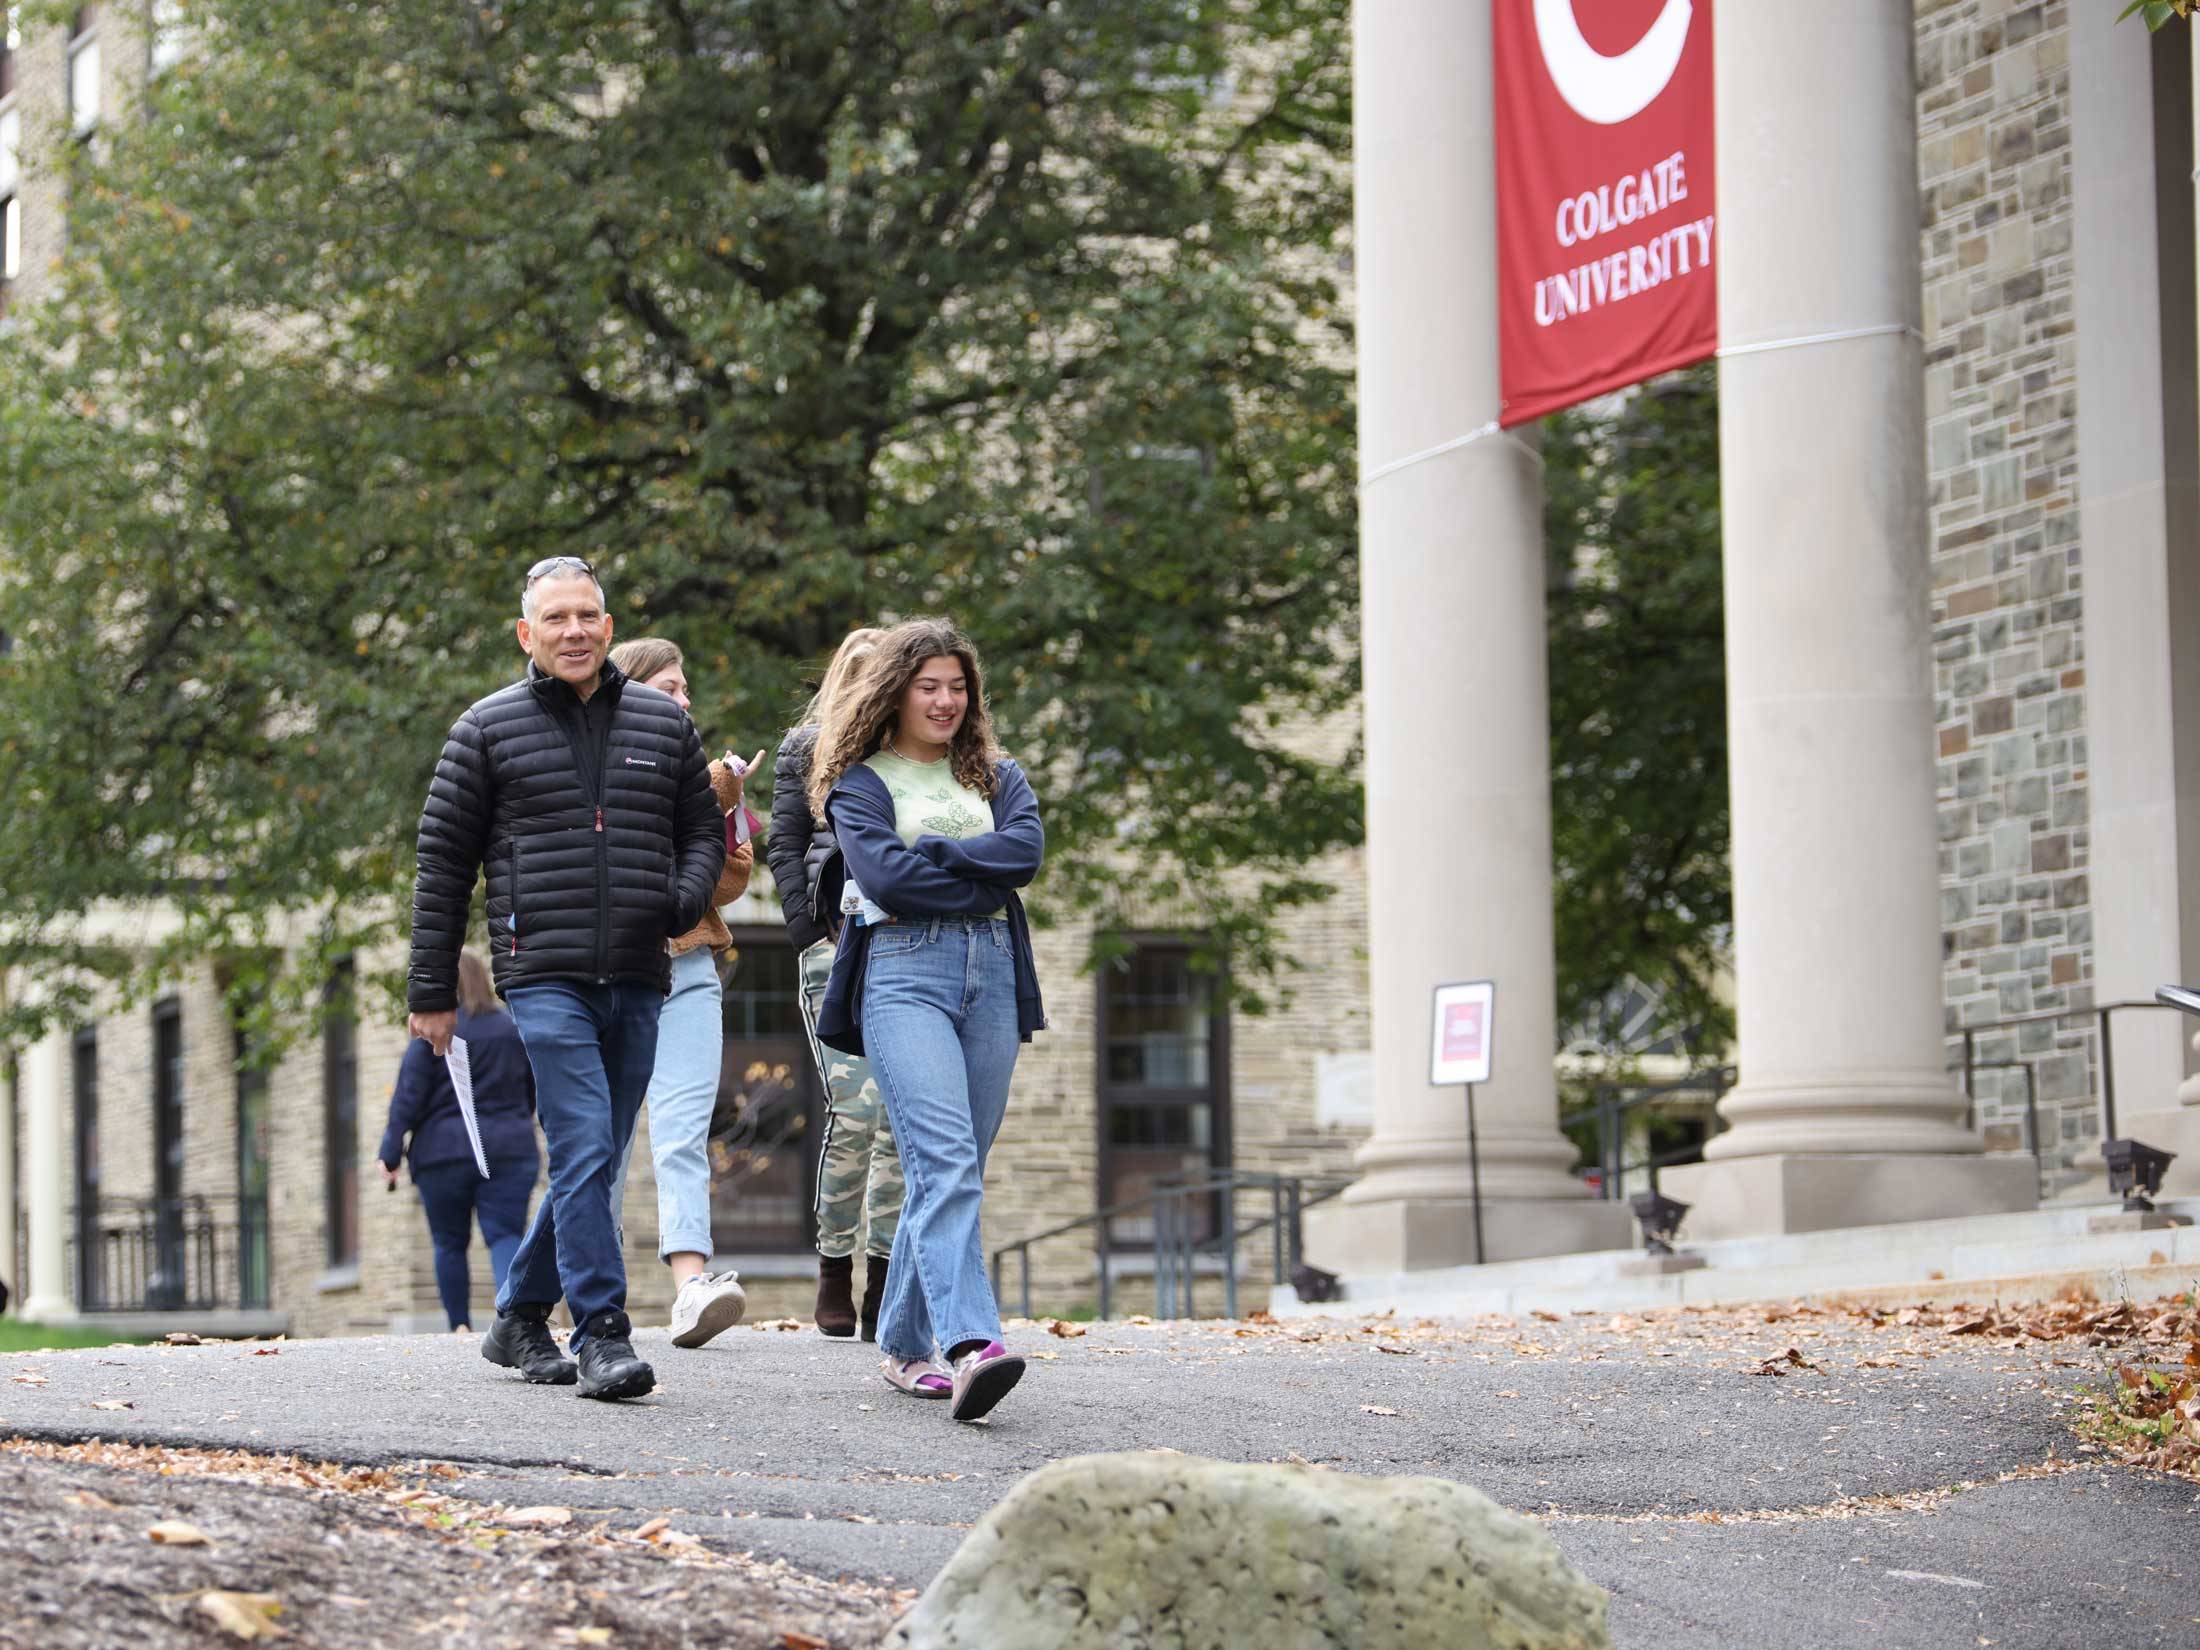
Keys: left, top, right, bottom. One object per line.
{"left": 1046, "top": 1319, "right": 1087, "bottom": 1338}
{"left": 1531, "top": 1310, "right": 1562, "bottom": 1322}
{"left": 1376, "top": 1343, "right": 1414, "bottom": 1356}
{"left": 65, "top": 1489, "right": 121, "bottom": 1510}
{"left": 91, "top": 1399, "right": 134, "bottom": 1411}
{"left": 194, "top": 1590, "right": 283, "bottom": 1640}
{"left": 575, "top": 1630, "right": 612, "bottom": 1646}
{"left": 248, "top": 1346, "right": 281, "bottom": 1357}
{"left": 1360, "top": 1404, "right": 1399, "bottom": 1417}
{"left": 632, "top": 1517, "right": 670, "bottom": 1541}
{"left": 1752, "top": 1348, "right": 1826, "bottom": 1377}
{"left": 11, "top": 1372, "right": 48, "bottom": 1386}
{"left": 164, "top": 1332, "right": 205, "bottom": 1346}
{"left": 501, "top": 1506, "right": 574, "bottom": 1528}
{"left": 148, "top": 1519, "right": 211, "bottom": 1545}
{"left": 783, "top": 1633, "right": 830, "bottom": 1650}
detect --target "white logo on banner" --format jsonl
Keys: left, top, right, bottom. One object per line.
{"left": 1533, "top": 0, "right": 1692, "bottom": 126}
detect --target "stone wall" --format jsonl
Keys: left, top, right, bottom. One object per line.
{"left": 1916, "top": 0, "right": 2098, "bottom": 1169}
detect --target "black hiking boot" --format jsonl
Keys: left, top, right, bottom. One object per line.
{"left": 481, "top": 1304, "right": 577, "bottom": 1385}
{"left": 574, "top": 1310, "right": 655, "bottom": 1401}
{"left": 859, "top": 1254, "right": 890, "bottom": 1344}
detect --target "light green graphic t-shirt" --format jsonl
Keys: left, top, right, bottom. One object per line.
{"left": 864, "top": 748, "right": 993, "bottom": 848}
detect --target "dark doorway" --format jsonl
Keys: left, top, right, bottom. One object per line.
{"left": 710, "top": 932, "right": 822, "bottom": 1255}
{"left": 1096, "top": 941, "right": 1231, "bottom": 1246}
{"left": 71, "top": 1029, "right": 98, "bottom": 1309}
{"left": 149, "top": 1000, "right": 185, "bottom": 1308}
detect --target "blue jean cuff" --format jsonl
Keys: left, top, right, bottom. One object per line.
{"left": 658, "top": 1230, "right": 714, "bottom": 1264}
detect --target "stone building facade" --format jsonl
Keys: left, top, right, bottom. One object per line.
{"left": 11, "top": 2, "right": 2200, "bottom": 1333}
{"left": 1917, "top": 0, "right": 2102, "bottom": 1171}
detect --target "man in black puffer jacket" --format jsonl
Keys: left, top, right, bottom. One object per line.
{"left": 406, "top": 556, "right": 723, "bottom": 1401}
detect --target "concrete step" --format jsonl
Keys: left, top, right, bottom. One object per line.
{"left": 1273, "top": 1197, "right": 2200, "bottom": 1320}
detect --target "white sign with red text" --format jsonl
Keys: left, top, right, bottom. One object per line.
{"left": 1429, "top": 980, "right": 1497, "bottom": 1087}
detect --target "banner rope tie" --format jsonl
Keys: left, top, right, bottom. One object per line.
{"left": 1717, "top": 321, "right": 1921, "bottom": 359}
{"left": 1359, "top": 320, "right": 1917, "bottom": 492}
{"left": 1358, "top": 420, "right": 1544, "bottom": 493}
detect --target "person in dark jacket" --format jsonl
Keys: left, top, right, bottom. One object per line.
{"left": 770, "top": 627, "right": 908, "bottom": 1340}
{"left": 379, "top": 952, "right": 540, "bottom": 1331}
{"left": 808, "top": 618, "right": 1045, "bottom": 1423}
{"left": 406, "top": 555, "right": 725, "bottom": 1402}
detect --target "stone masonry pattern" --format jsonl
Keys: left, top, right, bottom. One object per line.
{"left": 1916, "top": 0, "right": 2098, "bottom": 1170}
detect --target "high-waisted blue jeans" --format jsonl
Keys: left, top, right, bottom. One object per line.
{"left": 612, "top": 945, "right": 724, "bottom": 1264}
{"left": 861, "top": 916, "right": 1020, "bottom": 1363}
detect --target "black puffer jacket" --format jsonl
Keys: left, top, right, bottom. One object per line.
{"left": 767, "top": 724, "right": 839, "bottom": 952}
{"left": 407, "top": 661, "right": 725, "bottom": 1011}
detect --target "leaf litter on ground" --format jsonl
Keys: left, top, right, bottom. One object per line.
{"left": 0, "top": 1438, "right": 906, "bottom": 1650}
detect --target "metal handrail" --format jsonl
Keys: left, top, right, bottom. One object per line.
{"left": 1953, "top": 998, "right": 2188, "bottom": 1144}
{"left": 990, "top": 1170, "right": 1354, "bottom": 1322}
{"left": 1961, "top": 1056, "right": 2046, "bottom": 1200}
{"left": 1559, "top": 1066, "right": 1735, "bottom": 1202}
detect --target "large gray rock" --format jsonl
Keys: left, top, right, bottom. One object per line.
{"left": 885, "top": 1451, "right": 1611, "bottom": 1650}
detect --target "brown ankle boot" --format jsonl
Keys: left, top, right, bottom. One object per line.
{"left": 859, "top": 1254, "right": 889, "bottom": 1344}
{"left": 814, "top": 1255, "right": 857, "bottom": 1338}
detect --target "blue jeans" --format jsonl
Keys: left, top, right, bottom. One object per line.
{"left": 498, "top": 980, "right": 662, "bottom": 1356}
{"left": 413, "top": 1156, "right": 537, "bottom": 1330}
{"left": 612, "top": 945, "right": 723, "bottom": 1263}
{"left": 862, "top": 917, "right": 1021, "bottom": 1363}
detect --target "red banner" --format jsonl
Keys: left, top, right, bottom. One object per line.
{"left": 1493, "top": 1, "right": 1717, "bottom": 426}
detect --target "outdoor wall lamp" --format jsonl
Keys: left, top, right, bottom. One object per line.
{"left": 1629, "top": 1190, "right": 1690, "bottom": 1255}
{"left": 2102, "top": 1138, "right": 2176, "bottom": 1213}
{"left": 1290, "top": 1263, "right": 1343, "bottom": 1304}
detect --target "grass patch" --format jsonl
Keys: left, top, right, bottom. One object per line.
{"left": 0, "top": 1320, "right": 146, "bottom": 1353}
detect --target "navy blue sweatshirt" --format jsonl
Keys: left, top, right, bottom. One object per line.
{"left": 378, "top": 1007, "right": 540, "bottom": 1174}
{"left": 815, "top": 758, "right": 1046, "bottom": 1056}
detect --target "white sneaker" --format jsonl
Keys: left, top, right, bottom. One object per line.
{"left": 668, "top": 1271, "right": 746, "bottom": 1348}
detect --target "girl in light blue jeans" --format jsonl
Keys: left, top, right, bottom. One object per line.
{"left": 609, "top": 638, "right": 760, "bottom": 1349}
{"left": 811, "top": 619, "right": 1047, "bottom": 1423}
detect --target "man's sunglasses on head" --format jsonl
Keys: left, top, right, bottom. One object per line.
{"left": 526, "top": 556, "right": 597, "bottom": 585}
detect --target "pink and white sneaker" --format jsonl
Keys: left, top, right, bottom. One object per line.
{"left": 949, "top": 1341, "right": 1025, "bottom": 1422}
{"left": 882, "top": 1354, "right": 951, "bottom": 1399}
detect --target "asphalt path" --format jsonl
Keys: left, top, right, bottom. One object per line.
{"left": 4, "top": 1312, "right": 2195, "bottom": 1649}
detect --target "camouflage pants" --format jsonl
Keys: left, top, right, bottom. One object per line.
{"left": 798, "top": 938, "right": 904, "bottom": 1259}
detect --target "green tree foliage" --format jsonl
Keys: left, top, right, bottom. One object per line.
{"left": 2120, "top": 1, "right": 2197, "bottom": 32}
{"left": 1544, "top": 368, "right": 1730, "bottom": 1058}
{"left": 0, "top": 0, "right": 1356, "bottom": 1037}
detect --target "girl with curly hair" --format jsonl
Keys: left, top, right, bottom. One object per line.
{"left": 810, "top": 618, "right": 1046, "bottom": 1422}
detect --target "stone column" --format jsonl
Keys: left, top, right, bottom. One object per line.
{"left": 20, "top": 1030, "right": 71, "bottom": 1319}
{"left": 0, "top": 1039, "right": 16, "bottom": 1294}
{"left": 1303, "top": 0, "right": 1627, "bottom": 1277}
{"left": 1662, "top": 0, "right": 2034, "bottom": 1237}
{"left": 2073, "top": 22, "right": 2200, "bottom": 1193}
